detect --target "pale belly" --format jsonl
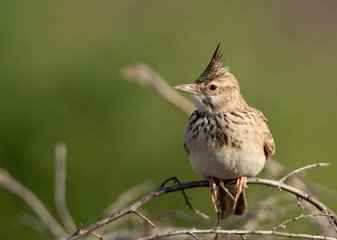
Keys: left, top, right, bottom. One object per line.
{"left": 189, "top": 141, "right": 265, "bottom": 180}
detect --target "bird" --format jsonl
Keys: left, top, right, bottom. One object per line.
{"left": 173, "top": 44, "right": 275, "bottom": 219}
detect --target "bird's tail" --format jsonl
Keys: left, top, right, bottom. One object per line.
{"left": 218, "top": 184, "right": 246, "bottom": 219}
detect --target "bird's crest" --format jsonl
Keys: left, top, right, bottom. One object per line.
{"left": 195, "top": 43, "right": 228, "bottom": 84}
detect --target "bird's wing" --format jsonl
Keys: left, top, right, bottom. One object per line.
{"left": 251, "top": 108, "right": 275, "bottom": 160}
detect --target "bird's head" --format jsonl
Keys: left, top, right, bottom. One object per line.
{"left": 174, "top": 44, "right": 246, "bottom": 115}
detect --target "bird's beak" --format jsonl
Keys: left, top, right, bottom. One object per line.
{"left": 173, "top": 84, "right": 200, "bottom": 95}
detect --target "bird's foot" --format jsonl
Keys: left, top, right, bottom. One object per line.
{"left": 208, "top": 177, "right": 218, "bottom": 212}
{"left": 233, "top": 176, "right": 247, "bottom": 209}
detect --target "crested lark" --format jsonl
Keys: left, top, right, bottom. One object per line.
{"left": 174, "top": 44, "right": 275, "bottom": 219}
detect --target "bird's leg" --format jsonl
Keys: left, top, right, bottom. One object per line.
{"left": 208, "top": 177, "right": 218, "bottom": 212}
{"left": 233, "top": 176, "right": 247, "bottom": 209}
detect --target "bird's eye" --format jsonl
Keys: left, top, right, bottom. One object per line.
{"left": 209, "top": 84, "right": 217, "bottom": 91}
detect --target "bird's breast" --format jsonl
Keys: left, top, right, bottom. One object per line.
{"left": 184, "top": 111, "right": 266, "bottom": 180}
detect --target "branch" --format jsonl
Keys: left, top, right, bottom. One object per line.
{"left": 137, "top": 229, "right": 337, "bottom": 240}
{"left": 132, "top": 211, "right": 156, "bottom": 228}
{"left": 67, "top": 180, "right": 208, "bottom": 240}
{"left": 54, "top": 142, "right": 76, "bottom": 232}
{"left": 272, "top": 213, "right": 334, "bottom": 231}
{"left": 121, "top": 64, "right": 195, "bottom": 115}
{"left": 279, "top": 163, "right": 330, "bottom": 184}
{"left": 0, "top": 168, "right": 68, "bottom": 238}
{"left": 249, "top": 178, "right": 337, "bottom": 226}
{"left": 103, "top": 180, "right": 154, "bottom": 216}
{"left": 160, "top": 176, "right": 210, "bottom": 220}
{"left": 265, "top": 160, "right": 336, "bottom": 235}
{"left": 67, "top": 176, "right": 337, "bottom": 239}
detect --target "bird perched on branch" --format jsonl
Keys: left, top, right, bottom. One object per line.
{"left": 174, "top": 44, "right": 275, "bottom": 218}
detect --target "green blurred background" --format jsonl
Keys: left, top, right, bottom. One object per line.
{"left": 1, "top": 0, "right": 336, "bottom": 239}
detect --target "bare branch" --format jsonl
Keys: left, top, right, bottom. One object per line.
{"left": 103, "top": 180, "right": 155, "bottom": 216}
{"left": 0, "top": 168, "right": 68, "bottom": 238}
{"left": 137, "top": 229, "right": 337, "bottom": 240}
{"left": 90, "top": 231, "right": 103, "bottom": 240}
{"left": 249, "top": 178, "right": 337, "bottom": 226}
{"left": 218, "top": 180, "right": 235, "bottom": 201}
{"left": 54, "top": 142, "right": 76, "bottom": 232}
{"left": 265, "top": 160, "right": 336, "bottom": 235}
{"left": 187, "top": 230, "right": 200, "bottom": 240}
{"left": 67, "top": 174, "right": 337, "bottom": 239}
{"left": 160, "top": 176, "right": 210, "bottom": 220}
{"left": 272, "top": 213, "right": 334, "bottom": 231}
{"left": 132, "top": 211, "right": 156, "bottom": 228}
{"left": 121, "top": 64, "right": 195, "bottom": 115}
{"left": 279, "top": 163, "right": 330, "bottom": 184}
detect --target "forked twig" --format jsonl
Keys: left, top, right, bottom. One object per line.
{"left": 160, "top": 177, "right": 210, "bottom": 220}
{"left": 187, "top": 230, "right": 200, "bottom": 240}
{"left": 248, "top": 178, "right": 337, "bottom": 226}
{"left": 265, "top": 160, "right": 336, "bottom": 235}
{"left": 0, "top": 169, "right": 68, "bottom": 238}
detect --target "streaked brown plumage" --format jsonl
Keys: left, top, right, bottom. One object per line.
{"left": 174, "top": 44, "right": 275, "bottom": 218}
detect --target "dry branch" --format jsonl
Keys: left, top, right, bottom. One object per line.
{"left": 0, "top": 168, "right": 68, "bottom": 238}
{"left": 137, "top": 229, "right": 337, "bottom": 240}
{"left": 279, "top": 163, "right": 330, "bottom": 184}
{"left": 121, "top": 64, "right": 195, "bottom": 115}
{"left": 67, "top": 174, "right": 337, "bottom": 240}
{"left": 54, "top": 142, "right": 77, "bottom": 233}
{"left": 272, "top": 213, "right": 334, "bottom": 231}
{"left": 103, "top": 180, "right": 155, "bottom": 216}
{"left": 160, "top": 176, "right": 210, "bottom": 220}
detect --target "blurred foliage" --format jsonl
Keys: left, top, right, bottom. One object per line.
{"left": 0, "top": 0, "right": 336, "bottom": 239}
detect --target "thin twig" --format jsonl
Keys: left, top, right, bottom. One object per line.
{"left": 327, "top": 215, "right": 337, "bottom": 233}
{"left": 67, "top": 176, "right": 337, "bottom": 239}
{"left": 218, "top": 180, "right": 235, "bottom": 201}
{"left": 67, "top": 180, "right": 207, "bottom": 240}
{"left": 137, "top": 229, "right": 337, "bottom": 240}
{"left": 0, "top": 168, "right": 68, "bottom": 238}
{"left": 272, "top": 213, "right": 334, "bottom": 231}
{"left": 159, "top": 176, "right": 180, "bottom": 188}
{"left": 265, "top": 159, "right": 336, "bottom": 236}
{"left": 187, "top": 230, "right": 200, "bottom": 240}
{"left": 132, "top": 211, "right": 156, "bottom": 228}
{"left": 121, "top": 64, "right": 195, "bottom": 115}
{"left": 73, "top": 223, "right": 83, "bottom": 236}
{"left": 103, "top": 180, "right": 154, "bottom": 216}
{"left": 248, "top": 178, "right": 337, "bottom": 226}
{"left": 90, "top": 231, "right": 103, "bottom": 240}
{"left": 159, "top": 176, "right": 210, "bottom": 220}
{"left": 239, "top": 234, "right": 246, "bottom": 240}
{"left": 54, "top": 142, "right": 76, "bottom": 232}
{"left": 297, "top": 196, "right": 304, "bottom": 209}
{"left": 279, "top": 163, "right": 330, "bottom": 184}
